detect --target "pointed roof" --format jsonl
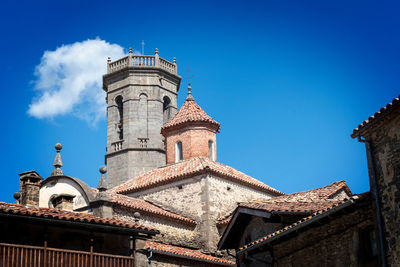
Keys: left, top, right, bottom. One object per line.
{"left": 161, "top": 85, "right": 220, "bottom": 135}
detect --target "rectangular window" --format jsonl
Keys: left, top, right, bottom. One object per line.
{"left": 176, "top": 142, "right": 183, "bottom": 162}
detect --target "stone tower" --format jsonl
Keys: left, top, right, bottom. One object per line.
{"left": 103, "top": 48, "right": 181, "bottom": 188}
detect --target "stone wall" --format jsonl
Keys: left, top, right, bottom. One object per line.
{"left": 104, "top": 67, "right": 180, "bottom": 187}
{"left": 113, "top": 207, "right": 197, "bottom": 248}
{"left": 207, "top": 176, "right": 273, "bottom": 251}
{"left": 272, "top": 201, "right": 377, "bottom": 267}
{"left": 366, "top": 109, "right": 400, "bottom": 265}
{"left": 132, "top": 174, "right": 273, "bottom": 252}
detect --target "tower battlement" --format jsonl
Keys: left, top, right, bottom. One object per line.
{"left": 106, "top": 48, "right": 178, "bottom": 76}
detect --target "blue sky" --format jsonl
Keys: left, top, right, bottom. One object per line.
{"left": 0, "top": 0, "right": 399, "bottom": 203}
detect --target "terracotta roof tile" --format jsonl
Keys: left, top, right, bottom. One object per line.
{"left": 145, "top": 241, "right": 235, "bottom": 266}
{"left": 217, "top": 181, "right": 351, "bottom": 227}
{"left": 217, "top": 215, "right": 232, "bottom": 226}
{"left": 0, "top": 202, "right": 156, "bottom": 233}
{"left": 108, "top": 193, "right": 196, "bottom": 226}
{"left": 111, "top": 157, "right": 282, "bottom": 196}
{"left": 238, "top": 180, "right": 352, "bottom": 213}
{"left": 352, "top": 94, "right": 400, "bottom": 138}
{"left": 238, "top": 195, "right": 364, "bottom": 253}
{"left": 161, "top": 96, "right": 220, "bottom": 134}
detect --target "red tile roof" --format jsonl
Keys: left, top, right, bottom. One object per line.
{"left": 352, "top": 94, "right": 400, "bottom": 138}
{"left": 217, "top": 181, "right": 351, "bottom": 226}
{"left": 238, "top": 194, "right": 365, "bottom": 253}
{"left": 217, "top": 215, "right": 232, "bottom": 226}
{"left": 145, "top": 241, "right": 235, "bottom": 266}
{"left": 108, "top": 193, "right": 196, "bottom": 226}
{"left": 161, "top": 95, "right": 220, "bottom": 135}
{"left": 0, "top": 202, "right": 156, "bottom": 233}
{"left": 111, "top": 157, "right": 282, "bottom": 196}
{"left": 239, "top": 180, "right": 352, "bottom": 213}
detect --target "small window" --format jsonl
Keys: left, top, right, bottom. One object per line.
{"left": 163, "top": 96, "right": 172, "bottom": 124}
{"left": 115, "top": 96, "right": 124, "bottom": 140}
{"left": 175, "top": 142, "right": 183, "bottom": 162}
{"left": 208, "top": 140, "right": 215, "bottom": 161}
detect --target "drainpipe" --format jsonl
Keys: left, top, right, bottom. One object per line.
{"left": 358, "top": 137, "right": 387, "bottom": 267}
{"left": 146, "top": 249, "right": 153, "bottom": 267}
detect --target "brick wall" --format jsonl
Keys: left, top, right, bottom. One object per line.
{"left": 164, "top": 126, "right": 217, "bottom": 164}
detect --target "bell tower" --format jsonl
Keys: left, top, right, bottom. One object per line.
{"left": 103, "top": 48, "right": 181, "bottom": 188}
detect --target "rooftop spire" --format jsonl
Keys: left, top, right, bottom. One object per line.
{"left": 97, "top": 166, "right": 108, "bottom": 192}
{"left": 51, "top": 143, "right": 63, "bottom": 176}
{"left": 186, "top": 83, "right": 194, "bottom": 101}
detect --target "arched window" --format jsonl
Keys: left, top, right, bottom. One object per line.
{"left": 175, "top": 141, "right": 183, "bottom": 162}
{"left": 115, "top": 96, "right": 123, "bottom": 140}
{"left": 163, "top": 96, "right": 172, "bottom": 124}
{"left": 208, "top": 140, "right": 215, "bottom": 161}
{"left": 139, "top": 94, "right": 148, "bottom": 137}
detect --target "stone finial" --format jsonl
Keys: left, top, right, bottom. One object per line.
{"left": 155, "top": 48, "right": 159, "bottom": 55}
{"left": 173, "top": 57, "right": 176, "bottom": 64}
{"left": 97, "top": 166, "right": 107, "bottom": 192}
{"left": 107, "top": 56, "right": 111, "bottom": 63}
{"left": 129, "top": 47, "right": 132, "bottom": 54}
{"left": 51, "top": 143, "right": 64, "bottom": 176}
{"left": 186, "top": 83, "right": 194, "bottom": 101}
{"left": 13, "top": 192, "right": 20, "bottom": 204}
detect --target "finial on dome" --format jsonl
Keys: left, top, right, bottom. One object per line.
{"left": 186, "top": 83, "right": 194, "bottom": 101}
{"left": 51, "top": 143, "right": 64, "bottom": 176}
{"left": 97, "top": 166, "right": 107, "bottom": 192}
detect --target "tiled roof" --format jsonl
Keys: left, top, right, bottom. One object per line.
{"left": 145, "top": 241, "right": 235, "bottom": 266}
{"left": 239, "top": 180, "right": 352, "bottom": 213}
{"left": 238, "top": 194, "right": 364, "bottom": 253}
{"left": 217, "top": 215, "right": 232, "bottom": 226}
{"left": 351, "top": 94, "right": 400, "bottom": 138}
{"left": 112, "top": 157, "right": 282, "bottom": 196}
{"left": 217, "top": 181, "right": 351, "bottom": 227}
{"left": 108, "top": 193, "right": 196, "bottom": 226}
{"left": 161, "top": 95, "right": 220, "bottom": 134}
{"left": 0, "top": 202, "right": 156, "bottom": 233}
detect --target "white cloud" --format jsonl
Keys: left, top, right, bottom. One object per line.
{"left": 28, "top": 38, "right": 129, "bottom": 125}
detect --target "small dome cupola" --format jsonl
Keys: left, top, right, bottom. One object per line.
{"left": 161, "top": 84, "right": 220, "bottom": 164}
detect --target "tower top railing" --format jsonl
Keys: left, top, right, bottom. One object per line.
{"left": 107, "top": 48, "right": 178, "bottom": 75}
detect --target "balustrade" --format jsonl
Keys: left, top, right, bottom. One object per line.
{"left": 0, "top": 243, "right": 135, "bottom": 267}
{"left": 107, "top": 50, "right": 177, "bottom": 75}
{"left": 112, "top": 140, "right": 124, "bottom": 152}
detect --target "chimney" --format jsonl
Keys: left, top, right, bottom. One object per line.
{"left": 18, "top": 171, "right": 43, "bottom": 207}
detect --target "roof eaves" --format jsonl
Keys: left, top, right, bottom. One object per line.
{"left": 237, "top": 197, "right": 359, "bottom": 254}
{"left": 351, "top": 94, "right": 400, "bottom": 138}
